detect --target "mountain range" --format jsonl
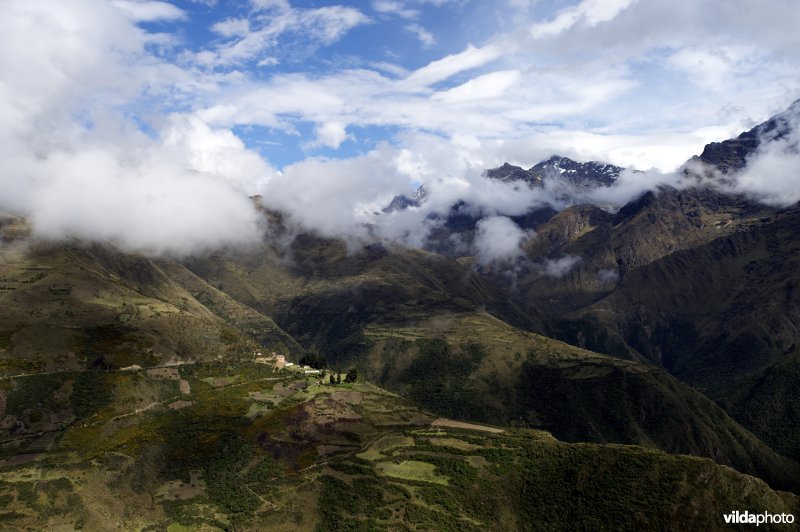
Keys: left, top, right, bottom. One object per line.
{"left": 1, "top": 101, "right": 799, "bottom": 529}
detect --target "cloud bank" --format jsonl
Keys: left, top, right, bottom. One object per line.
{"left": 1, "top": 0, "right": 799, "bottom": 259}
{"left": 0, "top": 0, "right": 269, "bottom": 255}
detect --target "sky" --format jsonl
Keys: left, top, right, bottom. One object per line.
{"left": 1, "top": 0, "right": 799, "bottom": 255}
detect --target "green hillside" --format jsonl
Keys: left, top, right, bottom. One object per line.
{"left": 570, "top": 207, "right": 800, "bottom": 460}
{"left": 0, "top": 359, "right": 796, "bottom": 531}
{"left": 1, "top": 213, "right": 798, "bottom": 529}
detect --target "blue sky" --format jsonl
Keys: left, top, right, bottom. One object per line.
{"left": 115, "top": 0, "right": 800, "bottom": 171}
{"left": 2, "top": 0, "right": 800, "bottom": 253}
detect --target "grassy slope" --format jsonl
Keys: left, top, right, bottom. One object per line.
{"left": 181, "top": 233, "right": 542, "bottom": 359}
{"left": 360, "top": 312, "right": 800, "bottom": 492}
{"left": 0, "top": 240, "right": 302, "bottom": 376}
{"left": 0, "top": 360, "right": 796, "bottom": 531}
{"left": 177, "top": 229, "right": 799, "bottom": 491}
{"left": 1, "top": 223, "right": 797, "bottom": 513}
{"left": 573, "top": 207, "right": 800, "bottom": 459}
{"left": 516, "top": 186, "right": 772, "bottom": 314}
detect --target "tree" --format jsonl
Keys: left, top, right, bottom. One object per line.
{"left": 299, "top": 351, "right": 327, "bottom": 369}
{"left": 345, "top": 368, "right": 358, "bottom": 383}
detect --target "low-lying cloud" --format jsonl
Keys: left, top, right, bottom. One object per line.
{"left": 0, "top": 0, "right": 268, "bottom": 256}
{"left": 473, "top": 216, "right": 531, "bottom": 265}
{"left": 724, "top": 105, "right": 800, "bottom": 206}
{"left": 538, "top": 255, "right": 582, "bottom": 278}
{"left": 1, "top": 0, "right": 799, "bottom": 262}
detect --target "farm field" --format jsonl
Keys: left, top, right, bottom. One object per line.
{"left": 1, "top": 361, "right": 796, "bottom": 531}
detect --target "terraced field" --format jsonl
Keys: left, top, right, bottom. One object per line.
{"left": 0, "top": 361, "right": 796, "bottom": 530}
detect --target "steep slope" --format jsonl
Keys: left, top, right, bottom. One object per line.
{"left": 695, "top": 98, "right": 799, "bottom": 173}
{"left": 359, "top": 311, "right": 800, "bottom": 491}
{"left": 0, "top": 358, "right": 796, "bottom": 531}
{"left": 181, "top": 232, "right": 543, "bottom": 359}
{"left": 177, "top": 224, "right": 800, "bottom": 490}
{"left": 0, "top": 240, "right": 301, "bottom": 377}
{"left": 568, "top": 206, "right": 800, "bottom": 459}
{"left": 515, "top": 186, "right": 772, "bottom": 314}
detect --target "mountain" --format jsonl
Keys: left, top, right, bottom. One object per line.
{"left": 176, "top": 227, "right": 800, "bottom": 491}
{"left": 384, "top": 185, "right": 428, "bottom": 213}
{"left": 384, "top": 155, "right": 620, "bottom": 232}
{"left": 507, "top": 185, "right": 771, "bottom": 314}
{"left": 531, "top": 102, "right": 800, "bottom": 463}
{"left": 529, "top": 155, "right": 622, "bottom": 187}
{"left": 564, "top": 205, "right": 800, "bottom": 460}
{"left": 2, "top": 102, "right": 800, "bottom": 529}
{"left": 485, "top": 156, "right": 622, "bottom": 188}
{"left": 1, "top": 357, "right": 796, "bottom": 530}
{"left": 484, "top": 162, "right": 543, "bottom": 185}
{"left": 696, "top": 99, "right": 799, "bottom": 173}
{"left": 2, "top": 219, "right": 797, "bottom": 491}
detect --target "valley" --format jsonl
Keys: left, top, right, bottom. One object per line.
{"left": 1, "top": 102, "right": 800, "bottom": 530}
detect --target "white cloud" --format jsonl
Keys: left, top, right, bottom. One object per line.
{"left": 369, "top": 61, "right": 410, "bottom": 77}
{"left": 597, "top": 268, "right": 619, "bottom": 283}
{"left": 405, "top": 23, "right": 436, "bottom": 47}
{"left": 373, "top": 1, "right": 420, "bottom": 19}
{"left": 250, "top": 0, "right": 290, "bottom": 9}
{"left": 199, "top": 3, "right": 370, "bottom": 67}
{"left": 111, "top": 0, "right": 186, "bottom": 22}
{"left": 474, "top": 216, "right": 530, "bottom": 264}
{"left": 212, "top": 18, "right": 251, "bottom": 38}
{"left": 311, "top": 122, "right": 349, "bottom": 149}
{"left": 531, "top": 0, "right": 636, "bottom": 38}
{"left": 257, "top": 56, "right": 280, "bottom": 67}
{"left": 0, "top": 0, "right": 269, "bottom": 256}
{"left": 724, "top": 104, "right": 800, "bottom": 206}
{"left": 31, "top": 145, "right": 263, "bottom": 256}
{"left": 667, "top": 48, "right": 735, "bottom": 90}
{"left": 539, "top": 255, "right": 582, "bottom": 277}
{"left": 432, "top": 70, "right": 520, "bottom": 103}
{"left": 259, "top": 148, "right": 410, "bottom": 241}
{"left": 404, "top": 44, "right": 504, "bottom": 87}
{"left": 162, "top": 114, "right": 275, "bottom": 188}
{"left": 3, "top": 0, "right": 800, "bottom": 258}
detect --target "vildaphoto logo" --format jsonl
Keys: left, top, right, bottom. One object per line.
{"left": 723, "top": 511, "right": 795, "bottom": 526}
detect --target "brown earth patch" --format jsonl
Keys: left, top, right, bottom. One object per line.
{"left": 0, "top": 453, "right": 40, "bottom": 467}
{"left": 168, "top": 401, "right": 193, "bottom": 410}
{"left": 430, "top": 418, "right": 504, "bottom": 433}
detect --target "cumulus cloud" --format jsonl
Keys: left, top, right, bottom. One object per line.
{"left": 0, "top": 0, "right": 269, "bottom": 255}
{"left": 258, "top": 148, "right": 410, "bottom": 242}
{"left": 31, "top": 145, "right": 263, "bottom": 255}
{"left": 310, "top": 122, "right": 349, "bottom": 149}
{"left": 539, "top": 255, "right": 582, "bottom": 277}
{"left": 473, "top": 216, "right": 530, "bottom": 264}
